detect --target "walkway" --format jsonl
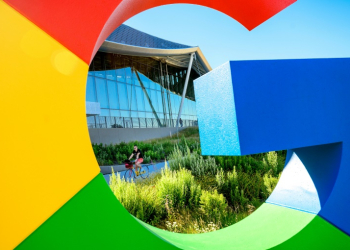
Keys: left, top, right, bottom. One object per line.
{"left": 100, "top": 161, "right": 167, "bottom": 183}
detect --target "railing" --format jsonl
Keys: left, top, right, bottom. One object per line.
{"left": 87, "top": 116, "right": 198, "bottom": 129}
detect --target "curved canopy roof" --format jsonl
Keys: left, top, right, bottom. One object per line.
{"left": 99, "top": 24, "right": 211, "bottom": 75}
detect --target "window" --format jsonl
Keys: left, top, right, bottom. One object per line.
{"left": 106, "top": 70, "right": 116, "bottom": 80}
{"left": 149, "top": 79, "right": 156, "bottom": 90}
{"left": 157, "top": 91, "right": 163, "bottom": 113}
{"left": 120, "top": 110, "right": 130, "bottom": 118}
{"left": 100, "top": 109, "right": 110, "bottom": 116}
{"left": 117, "top": 83, "right": 128, "bottom": 110}
{"left": 131, "top": 111, "right": 138, "bottom": 118}
{"left": 86, "top": 76, "right": 97, "bottom": 102}
{"left": 136, "top": 87, "right": 145, "bottom": 111}
{"left": 116, "top": 68, "right": 125, "bottom": 83}
{"left": 144, "top": 89, "right": 152, "bottom": 112}
{"left": 107, "top": 80, "right": 119, "bottom": 109}
{"left": 151, "top": 90, "right": 159, "bottom": 112}
{"left": 110, "top": 110, "right": 120, "bottom": 117}
{"left": 127, "top": 84, "right": 138, "bottom": 111}
{"left": 125, "top": 67, "right": 132, "bottom": 84}
{"left": 139, "top": 72, "right": 149, "bottom": 89}
{"left": 95, "top": 78, "right": 109, "bottom": 108}
{"left": 87, "top": 52, "right": 199, "bottom": 124}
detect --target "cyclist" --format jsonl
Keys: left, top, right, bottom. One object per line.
{"left": 128, "top": 145, "right": 144, "bottom": 176}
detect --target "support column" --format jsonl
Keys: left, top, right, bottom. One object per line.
{"left": 176, "top": 53, "right": 195, "bottom": 129}
{"left": 166, "top": 64, "right": 173, "bottom": 126}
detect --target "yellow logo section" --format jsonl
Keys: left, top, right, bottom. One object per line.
{"left": 0, "top": 2, "right": 99, "bottom": 249}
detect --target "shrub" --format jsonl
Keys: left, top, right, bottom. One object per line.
{"left": 116, "top": 142, "right": 132, "bottom": 156}
{"left": 216, "top": 167, "right": 265, "bottom": 210}
{"left": 169, "top": 145, "right": 217, "bottom": 176}
{"left": 200, "top": 189, "right": 227, "bottom": 222}
{"left": 157, "top": 162, "right": 201, "bottom": 209}
{"left": 143, "top": 155, "right": 151, "bottom": 164}
{"left": 216, "top": 168, "right": 240, "bottom": 207}
{"left": 115, "top": 152, "right": 127, "bottom": 164}
{"left": 263, "top": 172, "right": 281, "bottom": 196}
{"left": 109, "top": 171, "right": 163, "bottom": 223}
{"left": 265, "top": 151, "right": 278, "bottom": 175}
{"left": 191, "top": 155, "right": 217, "bottom": 176}
{"left": 162, "top": 141, "right": 174, "bottom": 156}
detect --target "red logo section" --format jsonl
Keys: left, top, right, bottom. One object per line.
{"left": 4, "top": 0, "right": 296, "bottom": 63}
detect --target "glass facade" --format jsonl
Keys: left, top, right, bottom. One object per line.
{"left": 86, "top": 52, "right": 198, "bottom": 128}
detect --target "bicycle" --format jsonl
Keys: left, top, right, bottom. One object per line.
{"left": 143, "top": 159, "right": 157, "bottom": 172}
{"left": 124, "top": 160, "right": 149, "bottom": 180}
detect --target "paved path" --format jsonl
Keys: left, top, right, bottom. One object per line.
{"left": 99, "top": 164, "right": 127, "bottom": 175}
{"left": 101, "top": 161, "right": 167, "bottom": 183}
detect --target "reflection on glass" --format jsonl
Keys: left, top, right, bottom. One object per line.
{"left": 116, "top": 68, "right": 125, "bottom": 83}
{"left": 117, "top": 83, "right": 128, "bottom": 110}
{"left": 149, "top": 79, "right": 156, "bottom": 90}
{"left": 155, "top": 82, "right": 161, "bottom": 91}
{"left": 133, "top": 70, "right": 140, "bottom": 86}
{"left": 157, "top": 91, "right": 163, "bottom": 114}
{"left": 136, "top": 87, "right": 145, "bottom": 111}
{"left": 146, "top": 112, "right": 154, "bottom": 118}
{"left": 175, "top": 95, "right": 181, "bottom": 115}
{"left": 120, "top": 110, "right": 130, "bottom": 117}
{"left": 107, "top": 80, "right": 119, "bottom": 109}
{"left": 87, "top": 59, "right": 198, "bottom": 124}
{"left": 106, "top": 70, "right": 116, "bottom": 80}
{"left": 131, "top": 112, "right": 138, "bottom": 118}
{"left": 190, "top": 101, "right": 194, "bottom": 116}
{"left": 100, "top": 109, "right": 110, "bottom": 116}
{"left": 125, "top": 67, "right": 132, "bottom": 84}
{"left": 163, "top": 92, "right": 169, "bottom": 118}
{"left": 171, "top": 94, "right": 176, "bottom": 115}
{"left": 127, "top": 84, "right": 138, "bottom": 111}
{"left": 95, "top": 78, "right": 109, "bottom": 108}
{"left": 110, "top": 110, "right": 120, "bottom": 117}
{"left": 151, "top": 90, "right": 158, "bottom": 112}
{"left": 140, "top": 73, "right": 149, "bottom": 88}
{"left": 86, "top": 76, "right": 96, "bottom": 102}
{"left": 185, "top": 99, "right": 190, "bottom": 115}
{"left": 94, "top": 71, "right": 105, "bottom": 78}
{"left": 144, "top": 89, "right": 152, "bottom": 112}
{"left": 138, "top": 111, "right": 146, "bottom": 118}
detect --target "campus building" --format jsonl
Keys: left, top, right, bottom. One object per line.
{"left": 86, "top": 24, "right": 211, "bottom": 132}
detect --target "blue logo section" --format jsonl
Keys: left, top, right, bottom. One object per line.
{"left": 194, "top": 58, "right": 350, "bottom": 236}
{"left": 267, "top": 152, "right": 321, "bottom": 214}
{"left": 194, "top": 62, "right": 241, "bottom": 156}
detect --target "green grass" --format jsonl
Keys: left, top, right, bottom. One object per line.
{"left": 109, "top": 149, "right": 281, "bottom": 233}
{"left": 106, "top": 127, "right": 284, "bottom": 234}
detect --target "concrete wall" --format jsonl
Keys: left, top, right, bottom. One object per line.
{"left": 89, "top": 127, "right": 189, "bottom": 144}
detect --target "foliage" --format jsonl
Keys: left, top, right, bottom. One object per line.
{"left": 215, "top": 166, "right": 273, "bottom": 211}
{"left": 157, "top": 162, "right": 202, "bottom": 209}
{"left": 214, "top": 151, "right": 285, "bottom": 175}
{"left": 106, "top": 128, "right": 287, "bottom": 234}
{"left": 200, "top": 189, "right": 227, "bottom": 222}
{"left": 92, "top": 128, "right": 200, "bottom": 166}
{"left": 263, "top": 172, "right": 281, "bottom": 196}
{"left": 168, "top": 144, "right": 217, "bottom": 176}
{"left": 109, "top": 170, "right": 163, "bottom": 223}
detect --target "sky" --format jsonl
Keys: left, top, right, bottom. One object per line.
{"left": 124, "top": 0, "right": 350, "bottom": 69}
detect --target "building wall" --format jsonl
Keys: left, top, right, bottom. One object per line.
{"left": 89, "top": 127, "right": 189, "bottom": 145}
{"left": 86, "top": 52, "right": 198, "bottom": 128}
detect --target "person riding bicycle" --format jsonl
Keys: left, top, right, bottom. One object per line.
{"left": 128, "top": 145, "right": 144, "bottom": 176}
